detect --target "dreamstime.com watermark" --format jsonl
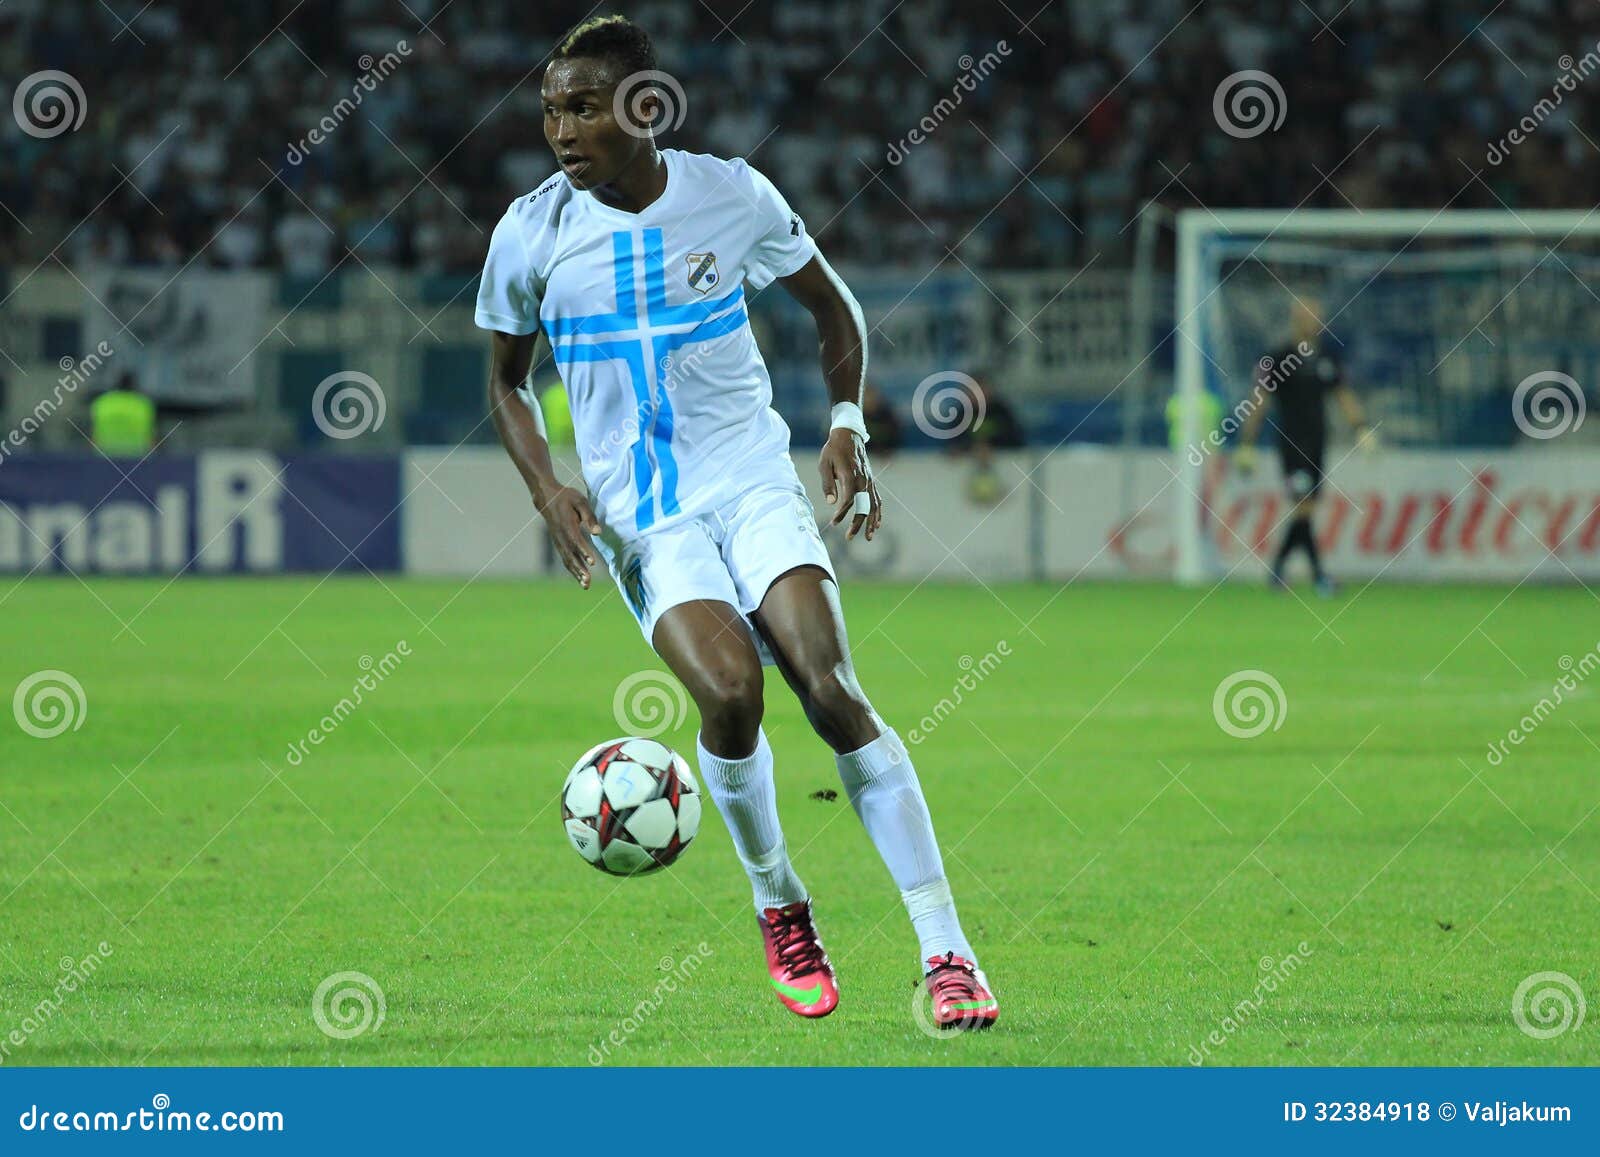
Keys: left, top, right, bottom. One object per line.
{"left": 312, "top": 971, "right": 386, "bottom": 1040}
{"left": 1188, "top": 941, "right": 1313, "bottom": 1064}
{"left": 907, "top": 642, "right": 1011, "bottom": 744}
{"left": 1212, "top": 669, "right": 1287, "bottom": 739}
{"left": 1512, "top": 971, "right": 1586, "bottom": 1040}
{"left": 886, "top": 43, "right": 1012, "bottom": 165}
{"left": 12, "top": 70, "right": 87, "bottom": 139}
{"left": 0, "top": 342, "right": 115, "bottom": 467}
{"left": 1484, "top": 644, "right": 1599, "bottom": 766}
{"left": 0, "top": 942, "right": 112, "bottom": 1064}
{"left": 582, "top": 340, "right": 715, "bottom": 471}
{"left": 17, "top": 1095, "right": 283, "bottom": 1134}
{"left": 1186, "top": 341, "right": 1312, "bottom": 465}
{"left": 312, "top": 371, "right": 386, "bottom": 439}
{"left": 583, "top": 390, "right": 659, "bottom": 471}
{"left": 283, "top": 643, "right": 411, "bottom": 766}
{"left": 12, "top": 670, "right": 87, "bottom": 739}
{"left": 286, "top": 44, "right": 412, "bottom": 165}
{"left": 912, "top": 370, "right": 986, "bottom": 440}
{"left": 1486, "top": 45, "right": 1600, "bottom": 165}
{"left": 1511, "top": 371, "right": 1585, "bottom": 440}
{"left": 1213, "top": 70, "right": 1287, "bottom": 138}
{"left": 612, "top": 670, "right": 689, "bottom": 739}
{"left": 588, "top": 944, "right": 713, "bottom": 1064}
{"left": 612, "top": 70, "right": 688, "bottom": 139}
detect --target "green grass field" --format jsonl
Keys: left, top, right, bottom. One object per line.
{"left": 2, "top": 576, "right": 1597, "bottom": 1066}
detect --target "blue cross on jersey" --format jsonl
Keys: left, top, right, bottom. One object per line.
{"left": 547, "top": 228, "right": 748, "bottom": 532}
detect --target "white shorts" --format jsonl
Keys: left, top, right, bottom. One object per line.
{"left": 591, "top": 468, "right": 836, "bottom": 663}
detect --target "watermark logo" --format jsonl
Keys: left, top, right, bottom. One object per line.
{"left": 612, "top": 671, "right": 689, "bottom": 738}
{"left": 912, "top": 370, "right": 985, "bottom": 440}
{"left": 1185, "top": 342, "right": 1312, "bottom": 465}
{"left": 285, "top": 43, "right": 411, "bottom": 165}
{"left": 1512, "top": 371, "right": 1585, "bottom": 440}
{"left": 0, "top": 942, "right": 113, "bottom": 1064}
{"left": 612, "top": 71, "right": 688, "bottom": 139}
{"left": 1512, "top": 971, "right": 1585, "bottom": 1040}
{"left": 312, "top": 971, "right": 386, "bottom": 1039}
{"left": 588, "top": 945, "right": 713, "bottom": 1064}
{"left": 1487, "top": 46, "right": 1600, "bottom": 165}
{"left": 1485, "top": 646, "right": 1599, "bottom": 766}
{"left": 1213, "top": 70, "right": 1286, "bottom": 138}
{"left": 909, "top": 982, "right": 950, "bottom": 1040}
{"left": 283, "top": 643, "right": 411, "bottom": 767}
{"left": 13, "top": 670, "right": 87, "bottom": 739}
{"left": 886, "top": 43, "right": 1012, "bottom": 165}
{"left": 584, "top": 345, "right": 716, "bottom": 471}
{"left": 1, "top": 340, "right": 116, "bottom": 468}
{"left": 312, "top": 371, "right": 386, "bottom": 440}
{"left": 16, "top": 1093, "right": 282, "bottom": 1133}
{"left": 1212, "top": 669, "right": 1286, "bottom": 738}
{"left": 13, "top": 71, "right": 87, "bottom": 139}
{"left": 909, "top": 962, "right": 999, "bottom": 1040}
{"left": 1188, "top": 942, "right": 1313, "bottom": 1064}
{"left": 907, "top": 642, "right": 1011, "bottom": 745}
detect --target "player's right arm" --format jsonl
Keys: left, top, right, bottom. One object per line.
{"left": 487, "top": 331, "right": 601, "bottom": 588}
{"left": 477, "top": 196, "right": 601, "bottom": 588}
{"left": 1331, "top": 383, "right": 1380, "bottom": 453}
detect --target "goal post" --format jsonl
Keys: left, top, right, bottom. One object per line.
{"left": 1172, "top": 208, "right": 1600, "bottom": 585}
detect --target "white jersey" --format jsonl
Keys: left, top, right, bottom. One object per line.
{"left": 475, "top": 148, "right": 817, "bottom": 536}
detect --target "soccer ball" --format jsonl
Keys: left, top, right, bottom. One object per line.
{"left": 561, "top": 737, "right": 701, "bottom": 876}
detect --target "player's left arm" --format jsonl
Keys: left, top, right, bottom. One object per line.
{"left": 778, "top": 253, "right": 882, "bottom": 541}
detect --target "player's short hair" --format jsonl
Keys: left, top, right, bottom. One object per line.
{"left": 553, "top": 15, "right": 657, "bottom": 82}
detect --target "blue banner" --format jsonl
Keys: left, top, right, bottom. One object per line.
{"left": 0, "top": 1068, "right": 1595, "bottom": 1151}
{"left": 0, "top": 453, "right": 401, "bottom": 574}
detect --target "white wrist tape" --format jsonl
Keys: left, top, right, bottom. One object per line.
{"left": 830, "top": 401, "right": 870, "bottom": 444}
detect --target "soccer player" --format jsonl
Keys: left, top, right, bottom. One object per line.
{"left": 475, "top": 16, "right": 996, "bottom": 1030}
{"left": 1236, "top": 297, "right": 1375, "bottom": 595}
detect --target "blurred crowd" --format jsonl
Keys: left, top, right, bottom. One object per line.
{"left": 2, "top": 0, "right": 1597, "bottom": 276}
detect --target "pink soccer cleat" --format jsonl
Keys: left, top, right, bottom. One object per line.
{"left": 924, "top": 951, "right": 999, "bottom": 1030}
{"left": 758, "top": 900, "right": 839, "bottom": 1018}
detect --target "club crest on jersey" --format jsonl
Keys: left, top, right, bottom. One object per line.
{"left": 686, "top": 251, "right": 719, "bottom": 294}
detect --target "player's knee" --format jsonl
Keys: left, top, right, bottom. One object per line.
{"left": 695, "top": 664, "right": 764, "bottom": 735}
{"left": 802, "top": 665, "right": 875, "bottom": 745}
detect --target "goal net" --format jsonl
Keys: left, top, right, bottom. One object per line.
{"left": 1172, "top": 210, "right": 1600, "bottom": 584}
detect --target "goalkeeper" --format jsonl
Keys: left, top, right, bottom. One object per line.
{"left": 1235, "top": 298, "right": 1377, "bottom": 596}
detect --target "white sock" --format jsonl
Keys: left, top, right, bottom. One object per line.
{"left": 836, "top": 728, "right": 976, "bottom": 967}
{"left": 696, "top": 729, "right": 806, "bottom": 913}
